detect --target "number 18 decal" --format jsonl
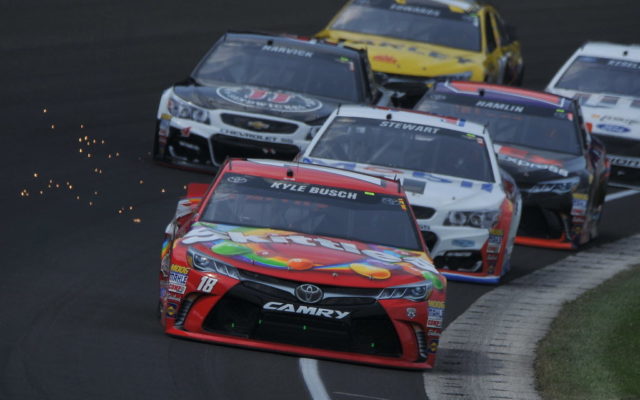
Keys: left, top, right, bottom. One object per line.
{"left": 197, "top": 276, "right": 218, "bottom": 293}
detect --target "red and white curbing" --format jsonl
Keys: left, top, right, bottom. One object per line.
{"left": 424, "top": 234, "right": 640, "bottom": 400}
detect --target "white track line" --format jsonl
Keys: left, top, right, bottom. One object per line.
{"left": 300, "top": 358, "right": 331, "bottom": 400}
{"left": 605, "top": 189, "right": 638, "bottom": 202}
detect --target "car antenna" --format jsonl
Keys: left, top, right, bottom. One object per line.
{"left": 623, "top": 50, "right": 629, "bottom": 56}
{"left": 286, "top": 168, "right": 294, "bottom": 178}
{"left": 386, "top": 113, "right": 392, "bottom": 120}
{"left": 479, "top": 88, "right": 485, "bottom": 97}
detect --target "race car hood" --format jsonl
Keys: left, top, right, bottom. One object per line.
{"left": 172, "top": 83, "right": 340, "bottom": 124}
{"left": 179, "top": 222, "right": 442, "bottom": 289}
{"left": 301, "top": 156, "right": 501, "bottom": 210}
{"left": 321, "top": 31, "right": 481, "bottom": 79}
{"left": 493, "top": 143, "right": 586, "bottom": 186}
{"left": 548, "top": 88, "right": 640, "bottom": 139}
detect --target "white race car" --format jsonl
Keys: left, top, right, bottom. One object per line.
{"left": 547, "top": 42, "right": 640, "bottom": 188}
{"left": 298, "top": 105, "right": 521, "bottom": 283}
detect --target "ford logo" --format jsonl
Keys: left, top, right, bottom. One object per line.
{"left": 596, "top": 124, "right": 631, "bottom": 134}
{"left": 295, "top": 284, "right": 323, "bottom": 304}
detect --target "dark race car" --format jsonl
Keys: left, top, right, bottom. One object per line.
{"left": 159, "top": 159, "right": 447, "bottom": 369}
{"left": 415, "top": 81, "right": 610, "bottom": 249}
{"left": 153, "top": 32, "right": 392, "bottom": 172}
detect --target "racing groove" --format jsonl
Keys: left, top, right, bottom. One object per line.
{"left": 1, "top": 1, "right": 639, "bottom": 399}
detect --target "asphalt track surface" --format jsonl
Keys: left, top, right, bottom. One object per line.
{"left": 1, "top": 1, "right": 639, "bottom": 399}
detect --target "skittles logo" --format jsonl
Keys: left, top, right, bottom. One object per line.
{"left": 216, "top": 87, "right": 323, "bottom": 113}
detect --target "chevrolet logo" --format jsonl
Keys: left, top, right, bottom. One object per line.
{"left": 247, "top": 120, "right": 270, "bottom": 131}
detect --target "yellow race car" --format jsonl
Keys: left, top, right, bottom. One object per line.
{"left": 317, "top": 0, "right": 524, "bottom": 89}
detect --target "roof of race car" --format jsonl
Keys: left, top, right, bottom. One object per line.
{"left": 432, "top": 81, "right": 574, "bottom": 111}
{"left": 335, "top": 104, "right": 487, "bottom": 135}
{"left": 223, "top": 159, "right": 402, "bottom": 194}
{"left": 576, "top": 41, "right": 640, "bottom": 62}
{"left": 223, "top": 31, "right": 366, "bottom": 59}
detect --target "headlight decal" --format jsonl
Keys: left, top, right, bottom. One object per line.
{"left": 526, "top": 177, "right": 580, "bottom": 194}
{"left": 187, "top": 247, "right": 240, "bottom": 280}
{"left": 168, "top": 95, "right": 210, "bottom": 124}
{"left": 378, "top": 281, "right": 433, "bottom": 302}
{"left": 444, "top": 210, "right": 500, "bottom": 229}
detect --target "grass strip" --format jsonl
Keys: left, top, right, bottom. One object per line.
{"left": 535, "top": 264, "right": 640, "bottom": 400}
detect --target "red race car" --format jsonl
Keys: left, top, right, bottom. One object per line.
{"left": 159, "top": 158, "right": 447, "bottom": 369}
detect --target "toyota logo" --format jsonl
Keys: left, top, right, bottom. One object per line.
{"left": 295, "top": 284, "right": 323, "bottom": 304}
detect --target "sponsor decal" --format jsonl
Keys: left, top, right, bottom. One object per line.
{"left": 379, "top": 120, "right": 441, "bottom": 133}
{"left": 402, "top": 178, "right": 426, "bottom": 194}
{"left": 166, "top": 302, "right": 178, "bottom": 318}
{"left": 158, "top": 118, "right": 170, "bottom": 138}
{"left": 527, "top": 178, "right": 579, "bottom": 194}
{"left": 406, "top": 307, "right": 417, "bottom": 319}
{"left": 428, "top": 329, "right": 441, "bottom": 337}
{"left": 217, "top": 87, "right": 322, "bottom": 113}
{"left": 428, "top": 300, "right": 445, "bottom": 309}
{"left": 178, "top": 140, "right": 200, "bottom": 152}
{"left": 452, "top": 239, "right": 475, "bottom": 248}
{"left": 428, "top": 339, "right": 439, "bottom": 354}
{"left": 168, "top": 283, "right": 186, "bottom": 294}
{"left": 373, "top": 54, "right": 397, "bottom": 64}
{"left": 486, "top": 253, "right": 499, "bottom": 261}
{"left": 180, "top": 127, "right": 191, "bottom": 137}
{"left": 475, "top": 100, "right": 524, "bottom": 113}
{"left": 261, "top": 45, "right": 313, "bottom": 58}
{"left": 263, "top": 301, "right": 350, "bottom": 320}
{"left": 596, "top": 124, "right": 631, "bottom": 134}
{"left": 219, "top": 128, "right": 281, "bottom": 142}
{"left": 295, "top": 284, "right": 324, "bottom": 304}
{"left": 183, "top": 225, "right": 438, "bottom": 274}
{"left": 227, "top": 176, "right": 248, "bottom": 184}
{"left": 170, "top": 270, "right": 187, "bottom": 284}
{"left": 196, "top": 276, "right": 217, "bottom": 293}
{"left": 607, "top": 59, "right": 640, "bottom": 70}
{"left": 609, "top": 155, "right": 640, "bottom": 169}
{"left": 171, "top": 264, "right": 189, "bottom": 274}
{"left": 597, "top": 115, "right": 639, "bottom": 126}
{"left": 571, "top": 193, "right": 588, "bottom": 216}
{"left": 247, "top": 120, "right": 271, "bottom": 131}
{"left": 497, "top": 153, "right": 569, "bottom": 177}
{"left": 487, "top": 232, "right": 503, "bottom": 254}
{"left": 269, "top": 181, "right": 358, "bottom": 200}
{"left": 427, "top": 319, "right": 442, "bottom": 329}
{"left": 390, "top": 3, "right": 441, "bottom": 17}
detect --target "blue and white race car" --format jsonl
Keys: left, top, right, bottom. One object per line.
{"left": 547, "top": 42, "right": 640, "bottom": 188}
{"left": 298, "top": 105, "right": 521, "bottom": 283}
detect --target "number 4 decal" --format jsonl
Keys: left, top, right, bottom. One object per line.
{"left": 197, "top": 276, "right": 218, "bottom": 293}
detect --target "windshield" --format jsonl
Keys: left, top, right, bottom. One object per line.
{"left": 193, "top": 39, "right": 364, "bottom": 103}
{"left": 556, "top": 56, "right": 640, "bottom": 97}
{"left": 331, "top": 0, "right": 481, "bottom": 51}
{"left": 416, "top": 94, "right": 582, "bottom": 155}
{"left": 202, "top": 173, "right": 422, "bottom": 250}
{"left": 310, "top": 116, "right": 494, "bottom": 182}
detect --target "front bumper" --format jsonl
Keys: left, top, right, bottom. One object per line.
{"left": 515, "top": 191, "right": 586, "bottom": 249}
{"left": 595, "top": 134, "right": 640, "bottom": 189}
{"left": 419, "top": 223, "right": 507, "bottom": 284}
{"left": 162, "top": 270, "right": 444, "bottom": 370}
{"left": 154, "top": 91, "right": 314, "bottom": 170}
